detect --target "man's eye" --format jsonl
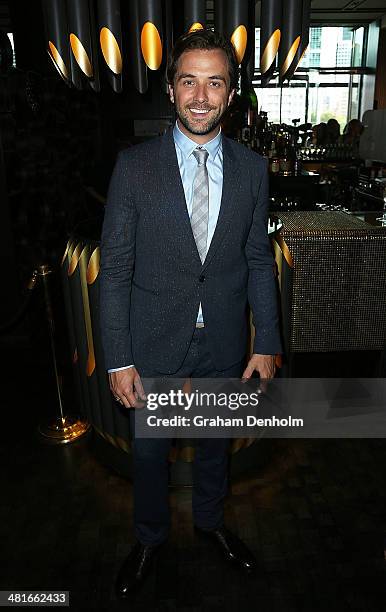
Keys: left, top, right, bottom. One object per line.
{"left": 183, "top": 80, "right": 194, "bottom": 86}
{"left": 210, "top": 81, "right": 221, "bottom": 87}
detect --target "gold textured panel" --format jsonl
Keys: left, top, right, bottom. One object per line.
{"left": 87, "top": 247, "right": 100, "bottom": 284}
{"left": 274, "top": 234, "right": 294, "bottom": 268}
{"left": 188, "top": 22, "right": 204, "bottom": 33}
{"left": 94, "top": 426, "right": 132, "bottom": 454}
{"left": 48, "top": 41, "right": 69, "bottom": 79}
{"left": 68, "top": 243, "right": 82, "bottom": 276}
{"left": 100, "top": 27, "right": 122, "bottom": 74}
{"left": 94, "top": 426, "right": 253, "bottom": 462}
{"left": 61, "top": 240, "right": 71, "bottom": 265}
{"left": 178, "top": 446, "right": 195, "bottom": 462}
{"left": 230, "top": 438, "right": 256, "bottom": 453}
{"left": 141, "top": 21, "right": 162, "bottom": 70}
{"left": 280, "top": 36, "right": 301, "bottom": 78}
{"left": 67, "top": 239, "right": 76, "bottom": 261}
{"left": 79, "top": 245, "right": 96, "bottom": 377}
{"left": 70, "top": 33, "right": 93, "bottom": 77}
{"left": 260, "top": 29, "right": 281, "bottom": 74}
{"left": 231, "top": 25, "right": 247, "bottom": 64}
{"left": 115, "top": 435, "right": 130, "bottom": 452}
{"left": 104, "top": 430, "right": 115, "bottom": 446}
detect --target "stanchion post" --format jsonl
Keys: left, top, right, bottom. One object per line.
{"left": 37, "top": 263, "right": 91, "bottom": 443}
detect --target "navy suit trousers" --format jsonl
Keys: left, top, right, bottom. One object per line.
{"left": 129, "top": 327, "right": 244, "bottom": 546}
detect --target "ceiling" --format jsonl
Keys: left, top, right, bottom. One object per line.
{"left": 1, "top": 1, "right": 386, "bottom": 33}
{"left": 203, "top": 1, "right": 386, "bottom": 28}
{"left": 310, "top": 0, "right": 386, "bottom": 25}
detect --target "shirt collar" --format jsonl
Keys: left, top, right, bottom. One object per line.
{"left": 173, "top": 121, "right": 222, "bottom": 161}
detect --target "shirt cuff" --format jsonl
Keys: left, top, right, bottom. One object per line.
{"left": 108, "top": 365, "right": 135, "bottom": 373}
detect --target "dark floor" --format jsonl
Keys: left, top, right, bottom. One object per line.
{"left": 2, "top": 334, "right": 386, "bottom": 611}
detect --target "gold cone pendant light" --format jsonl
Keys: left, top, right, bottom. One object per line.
{"left": 241, "top": 0, "right": 256, "bottom": 86}
{"left": 279, "top": 0, "right": 302, "bottom": 81}
{"left": 97, "top": 0, "right": 123, "bottom": 92}
{"left": 225, "top": 0, "right": 249, "bottom": 64}
{"left": 100, "top": 27, "right": 122, "bottom": 75}
{"left": 42, "top": 0, "right": 309, "bottom": 93}
{"left": 67, "top": 0, "right": 100, "bottom": 90}
{"left": 184, "top": 0, "right": 206, "bottom": 33}
{"left": 162, "top": 0, "right": 174, "bottom": 93}
{"left": 285, "top": 0, "right": 311, "bottom": 81}
{"left": 42, "top": 0, "right": 71, "bottom": 84}
{"left": 140, "top": 0, "right": 163, "bottom": 71}
{"left": 128, "top": 0, "right": 148, "bottom": 94}
{"left": 214, "top": 0, "right": 226, "bottom": 34}
{"left": 141, "top": 21, "right": 162, "bottom": 70}
{"left": 260, "top": 0, "right": 282, "bottom": 86}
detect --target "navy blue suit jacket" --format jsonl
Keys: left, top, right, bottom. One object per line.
{"left": 99, "top": 128, "right": 282, "bottom": 375}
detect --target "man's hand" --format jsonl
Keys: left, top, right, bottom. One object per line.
{"left": 242, "top": 354, "right": 276, "bottom": 382}
{"left": 109, "top": 367, "right": 146, "bottom": 409}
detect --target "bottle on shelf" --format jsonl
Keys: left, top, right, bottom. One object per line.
{"left": 279, "top": 133, "right": 295, "bottom": 176}
{"left": 239, "top": 73, "right": 258, "bottom": 130}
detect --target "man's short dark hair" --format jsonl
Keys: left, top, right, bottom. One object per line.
{"left": 167, "top": 29, "right": 239, "bottom": 91}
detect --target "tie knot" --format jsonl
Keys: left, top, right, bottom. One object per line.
{"left": 193, "top": 147, "right": 209, "bottom": 166}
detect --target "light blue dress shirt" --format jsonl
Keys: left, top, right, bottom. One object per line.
{"left": 173, "top": 121, "right": 223, "bottom": 324}
{"left": 108, "top": 121, "right": 224, "bottom": 373}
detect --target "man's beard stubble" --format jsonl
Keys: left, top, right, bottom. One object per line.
{"left": 175, "top": 103, "right": 225, "bottom": 136}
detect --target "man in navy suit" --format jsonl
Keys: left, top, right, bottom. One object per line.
{"left": 99, "top": 29, "right": 281, "bottom": 597}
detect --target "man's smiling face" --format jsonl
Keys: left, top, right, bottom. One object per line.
{"left": 169, "top": 48, "right": 235, "bottom": 144}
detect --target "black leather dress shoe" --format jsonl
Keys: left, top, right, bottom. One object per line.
{"left": 194, "top": 526, "right": 257, "bottom": 572}
{"left": 115, "top": 541, "right": 159, "bottom": 598}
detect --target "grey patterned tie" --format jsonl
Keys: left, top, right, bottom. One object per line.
{"left": 191, "top": 147, "right": 209, "bottom": 263}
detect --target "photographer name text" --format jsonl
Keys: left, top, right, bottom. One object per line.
{"left": 146, "top": 415, "right": 303, "bottom": 428}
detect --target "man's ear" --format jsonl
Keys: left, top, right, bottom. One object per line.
{"left": 168, "top": 84, "right": 175, "bottom": 104}
{"left": 227, "top": 88, "right": 236, "bottom": 107}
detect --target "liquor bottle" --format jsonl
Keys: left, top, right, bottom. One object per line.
{"left": 268, "top": 139, "right": 279, "bottom": 174}
{"left": 246, "top": 88, "right": 258, "bottom": 128}
{"left": 289, "top": 132, "right": 298, "bottom": 175}
{"left": 239, "top": 71, "right": 258, "bottom": 129}
{"left": 293, "top": 146, "right": 301, "bottom": 176}
{"left": 279, "top": 134, "right": 294, "bottom": 175}
{"left": 241, "top": 126, "right": 251, "bottom": 149}
{"left": 271, "top": 155, "right": 280, "bottom": 175}
{"left": 255, "top": 111, "right": 268, "bottom": 154}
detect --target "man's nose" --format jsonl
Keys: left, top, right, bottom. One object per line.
{"left": 194, "top": 84, "right": 208, "bottom": 102}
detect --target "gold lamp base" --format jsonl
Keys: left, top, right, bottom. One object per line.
{"left": 39, "top": 416, "right": 91, "bottom": 444}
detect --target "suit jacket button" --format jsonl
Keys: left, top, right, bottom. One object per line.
{"left": 199, "top": 275, "right": 205, "bottom": 283}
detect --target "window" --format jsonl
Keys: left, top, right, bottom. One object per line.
{"left": 299, "top": 26, "right": 356, "bottom": 69}
{"left": 310, "top": 27, "right": 322, "bottom": 49}
{"left": 256, "top": 83, "right": 307, "bottom": 125}
{"left": 253, "top": 26, "right": 366, "bottom": 130}
{"left": 308, "top": 73, "right": 351, "bottom": 130}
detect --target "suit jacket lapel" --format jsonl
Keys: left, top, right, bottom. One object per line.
{"left": 159, "top": 129, "right": 241, "bottom": 270}
{"left": 159, "top": 128, "right": 202, "bottom": 266}
{"left": 202, "top": 135, "right": 241, "bottom": 271}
